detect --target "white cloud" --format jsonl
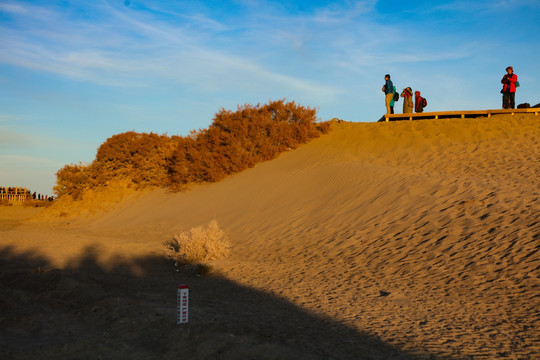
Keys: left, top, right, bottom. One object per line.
{"left": 432, "top": 0, "right": 539, "bottom": 13}
{"left": 1, "top": 1, "right": 331, "bottom": 96}
{"left": 310, "top": 0, "right": 377, "bottom": 23}
{"left": 0, "top": 0, "right": 344, "bottom": 100}
{"left": 1, "top": 0, "right": 537, "bottom": 121}
{"left": 0, "top": 3, "right": 26, "bottom": 14}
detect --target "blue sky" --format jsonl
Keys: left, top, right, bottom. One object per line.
{"left": 1, "top": 0, "right": 539, "bottom": 195}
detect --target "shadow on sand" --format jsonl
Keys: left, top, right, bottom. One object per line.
{"left": 0, "top": 245, "right": 450, "bottom": 360}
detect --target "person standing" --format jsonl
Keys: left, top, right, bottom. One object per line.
{"left": 401, "top": 87, "right": 414, "bottom": 113}
{"left": 382, "top": 74, "right": 394, "bottom": 114}
{"left": 501, "top": 66, "right": 518, "bottom": 109}
{"left": 415, "top": 91, "right": 427, "bottom": 113}
{"left": 389, "top": 85, "right": 397, "bottom": 114}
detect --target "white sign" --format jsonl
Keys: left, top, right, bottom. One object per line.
{"left": 177, "top": 284, "right": 189, "bottom": 324}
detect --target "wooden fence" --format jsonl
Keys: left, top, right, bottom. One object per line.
{"left": 383, "top": 107, "right": 539, "bottom": 122}
{"left": 1, "top": 187, "right": 32, "bottom": 202}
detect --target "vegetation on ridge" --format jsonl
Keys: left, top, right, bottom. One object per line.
{"left": 54, "top": 100, "right": 331, "bottom": 199}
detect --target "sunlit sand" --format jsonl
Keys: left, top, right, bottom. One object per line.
{"left": 1, "top": 114, "right": 538, "bottom": 359}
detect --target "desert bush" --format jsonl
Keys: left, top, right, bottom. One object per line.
{"left": 169, "top": 99, "right": 326, "bottom": 185}
{"left": 93, "top": 131, "right": 178, "bottom": 186}
{"left": 53, "top": 163, "right": 93, "bottom": 200}
{"left": 54, "top": 100, "right": 331, "bottom": 199}
{"left": 163, "top": 220, "right": 231, "bottom": 265}
{"left": 316, "top": 121, "right": 332, "bottom": 134}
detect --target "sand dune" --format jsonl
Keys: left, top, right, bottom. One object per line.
{"left": 1, "top": 114, "right": 539, "bottom": 359}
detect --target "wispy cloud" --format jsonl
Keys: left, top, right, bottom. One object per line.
{"left": 310, "top": 0, "right": 377, "bottom": 23}
{"left": 0, "top": 3, "right": 26, "bottom": 14}
{"left": 1, "top": 0, "right": 492, "bottom": 104}
{"left": 433, "top": 0, "right": 540, "bottom": 12}
{"left": 0, "top": 0, "right": 340, "bottom": 99}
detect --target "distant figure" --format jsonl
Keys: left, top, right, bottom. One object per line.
{"left": 382, "top": 74, "right": 394, "bottom": 114}
{"left": 415, "top": 91, "right": 427, "bottom": 113}
{"left": 401, "top": 87, "right": 414, "bottom": 113}
{"left": 389, "top": 86, "right": 397, "bottom": 114}
{"left": 501, "top": 66, "right": 518, "bottom": 109}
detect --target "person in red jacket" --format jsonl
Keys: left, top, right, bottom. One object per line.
{"left": 415, "top": 91, "right": 427, "bottom": 113}
{"left": 501, "top": 66, "right": 518, "bottom": 109}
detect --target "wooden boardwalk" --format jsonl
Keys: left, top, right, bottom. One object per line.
{"left": 0, "top": 187, "right": 30, "bottom": 202}
{"left": 382, "top": 107, "right": 539, "bottom": 122}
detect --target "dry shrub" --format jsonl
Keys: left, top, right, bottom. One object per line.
{"left": 54, "top": 163, "right": 93, "bottom": 200}
{"left": 168, "top": 99, "right": 328, "bottom": 185}
{"left": 93, "top": 131, "right": 177, "bottom": 187}
{"left": 164, "top": 220, "right": 230, "bottom": 265}
{"left": 54, "top": 100, "right": 331, "bottom": 201}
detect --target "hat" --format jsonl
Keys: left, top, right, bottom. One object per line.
{"left": 506, "top": 66, "right": 513, "bottom": 71}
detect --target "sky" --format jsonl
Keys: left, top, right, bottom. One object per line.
{"left": 1, "top": 0, "right": 539, "bottom": 195}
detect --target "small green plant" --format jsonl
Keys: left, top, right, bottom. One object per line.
{"left": 164, "top": 220, "right": 231, "bottom": 266}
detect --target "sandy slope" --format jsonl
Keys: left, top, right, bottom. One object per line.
{"left": 1, "top": 114, "right": 539, "bottom": 359}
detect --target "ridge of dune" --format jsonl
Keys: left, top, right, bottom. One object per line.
{"left": 2, "top": 114, "right": 539, "bottom": 359}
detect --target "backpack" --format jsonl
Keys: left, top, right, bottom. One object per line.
{"left": 422, "top": 97, "right": 427, "bottom": 107}
{"left": 393, "top": 91, "right": 399, "bottom": 102}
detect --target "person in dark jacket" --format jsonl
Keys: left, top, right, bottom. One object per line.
{"left": 501, "top": 66, "right": 518, "bottom": 109}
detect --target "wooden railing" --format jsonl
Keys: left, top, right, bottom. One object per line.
{"left": 0, "top": 187, "right": 52, "bottom": 202}
{"left": 383, "top": 107, "right": 539, "bottom": 122}
{"left": 0, "top": 187, "right": 29, "bottom": 202}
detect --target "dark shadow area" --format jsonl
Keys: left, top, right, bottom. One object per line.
{"left": 0, "top": 245, "right": 452, "bottom": 360}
